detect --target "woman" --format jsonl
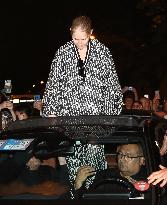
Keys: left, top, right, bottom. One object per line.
{"left": 42, "top": 15, "right": 123, "bottom": 198}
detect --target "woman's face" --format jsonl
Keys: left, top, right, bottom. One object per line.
{"left": 72, "top": 27, "right": 91, "bottom": 50}
{"left": 15, "top": 111, "right": 28, "bottom": 120}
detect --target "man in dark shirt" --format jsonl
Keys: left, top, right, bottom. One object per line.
{"left": 73, "top": 143, "right": 146, "bottom": 199}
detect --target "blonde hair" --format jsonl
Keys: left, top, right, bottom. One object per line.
{"left": 70, "top": 15, "right": 92, "bottom": 35}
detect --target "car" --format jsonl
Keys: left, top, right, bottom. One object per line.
{"left": 0, "top": 114, "right": 167, "bottom": 205}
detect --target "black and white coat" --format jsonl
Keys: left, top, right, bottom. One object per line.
{"left": 43, "top": 39, "right": 123, "bottom": 117}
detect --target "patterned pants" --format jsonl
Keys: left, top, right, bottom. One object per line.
{"left": 66, "top": 142, "right": 107, "bottom": 198}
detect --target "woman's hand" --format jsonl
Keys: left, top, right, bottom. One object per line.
{"left": 147, "top": 165, "right": 167, "bottom": 187}
{"left": 74, "top": 166, "right": 96, "bottom": 190}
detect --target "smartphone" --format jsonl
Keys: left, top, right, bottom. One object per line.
{"left": 34, "top": 95, "right": 41, "bottom": 101}
{"left": 4, "top": 80, "right": 12, "bottom": 94}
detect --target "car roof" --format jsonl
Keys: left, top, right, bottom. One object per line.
{"left": 1, "top": 115, "right": 148, "bottom": 143}
{"left": 6, "top": 114, "right": 149, "bottom": 130}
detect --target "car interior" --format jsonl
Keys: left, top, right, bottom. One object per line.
{"left": 0, "top": 115, "right": 166, "bottom": 204}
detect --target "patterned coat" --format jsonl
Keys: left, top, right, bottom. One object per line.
{"left": 43, "top": 39, "right": 123, "bottom": 116}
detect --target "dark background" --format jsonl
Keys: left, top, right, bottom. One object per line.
{"left": 0, "top": 0, "right": 167, "bottom": 99}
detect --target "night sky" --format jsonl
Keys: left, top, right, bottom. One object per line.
{"left": 1, "top": 0, "right": 167, "bottom": 98}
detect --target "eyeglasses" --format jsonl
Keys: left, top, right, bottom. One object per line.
{"left": 116, "top": 152, "right": 144, "bottom": 161}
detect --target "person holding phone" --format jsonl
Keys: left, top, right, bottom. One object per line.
{"left": 33, "top": 95, "right": 43, "bottom": 116}
{"left": 122, "top": 86, "right": 139, "bottom": 101}
{"left": 0, "top": 92, "right": 15, "bottom": 130}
